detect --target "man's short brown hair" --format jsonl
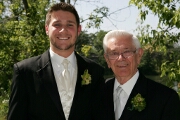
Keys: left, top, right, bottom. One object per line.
{"left": 45, "top": 2, "right": 80, "bottom": 26}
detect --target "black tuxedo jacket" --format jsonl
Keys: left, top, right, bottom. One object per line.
{"left": 8, "top": 50, "right": 105, "bottom": 120}
{"left": 104, "top": 73, "right": 180, "bottom": 120}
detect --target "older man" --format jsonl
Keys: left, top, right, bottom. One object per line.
{"left": 103, "top": 30, "right": 180, "bottom": 120}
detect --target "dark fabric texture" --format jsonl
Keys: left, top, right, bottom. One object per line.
{"left": 104, "top": 73, "right": 180, "bottom": 120}
{"left": 7, "top": 50, "right": 105, "bottom": 120}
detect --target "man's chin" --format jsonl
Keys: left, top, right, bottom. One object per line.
{"left": 56, "top": 44, "right": 75, "bottom": 51}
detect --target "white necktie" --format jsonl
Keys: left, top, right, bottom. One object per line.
{"left": 115, "top": 86, "right": 123, "bottom": 120}
{"left": 62, "top": 59, "right": 70, "bottom": 91}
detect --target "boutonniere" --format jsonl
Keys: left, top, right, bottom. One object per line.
{"left": 81, "top": 69, "right": 91, "bottom": 85}
{"left": 128, "top": 93, "right": 146, "bottom": 112}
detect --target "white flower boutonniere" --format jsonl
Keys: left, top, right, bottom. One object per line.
{"left": 81, "top": 69, "right": 91, "bottom": 85}
{"left": 128, "top": 93, "right": 146, "bottom": 112}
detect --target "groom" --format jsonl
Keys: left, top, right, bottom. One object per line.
{"left": 8, "top": 2, "right": 105, "bottom": 120}
{"left": 103, "top": 30, "right": 180, "bottom": 120}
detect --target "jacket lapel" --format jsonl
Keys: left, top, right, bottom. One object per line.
{"left": 68, "top": 52, "right": 88, "bottom": 119}
{"left": 105, "top": 78, "right": 116, "bottom": 120}
{"left": 36, "top": 50, "right": 65, "bottom": 119}
{"left": 120, "top": 74, "right": 148, "bottom": 120}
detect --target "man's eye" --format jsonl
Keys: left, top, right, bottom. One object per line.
{"left": 123, "top": 51, "right": 131, "bottom": 54}
{"left": 54, "top": 24, "right": 60, "bottom": 27}
{"left": 67, "top": 24, "right": 73, "bottom": 27}
{"left": 111, "top": 52, "right": 118, "bottom": 55}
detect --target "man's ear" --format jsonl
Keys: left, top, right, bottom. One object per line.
{"left": 138, "top": 48, "right": 144, "bottom": 57}
{"left": 104, "top": 54, "right": 111, "bottom": 68}
{"left": 77, "top": 25, "right": 81, "bottom": 36}
{"left": 137, "top": 48, "right": 144, "bottom": 64}
{"left": 45, "top": 25, "right": 49, "bottom": 35}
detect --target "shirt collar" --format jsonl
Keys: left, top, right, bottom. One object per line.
{"left": 114, "top": 70, "right": 139, "bottom": 96}
{"left": 49, "top": 48, "right": 76, "bottom": 69}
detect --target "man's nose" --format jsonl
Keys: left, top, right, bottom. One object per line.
{"left": 59, "top": 26, "right": 67, "bottom": 33}
{"left": 117, "top": 54, "right": 125, "bottom": 60}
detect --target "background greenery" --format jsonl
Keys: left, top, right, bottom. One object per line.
{"left": 0, "top": 0, "right": 180, "bottom": 119}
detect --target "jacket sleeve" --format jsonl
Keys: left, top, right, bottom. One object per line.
{"left": 161, "top": 90, "right": 180, "bottom": 120}
{"left": 7, "top": 63, "right": 28, "bottom": 120}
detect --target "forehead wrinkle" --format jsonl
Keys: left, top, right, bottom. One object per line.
{"left": 110, "top": 47, "right": 131, "bottom": 52}
{"left": 107, "top": 37, "right": 134, "bottom": 52}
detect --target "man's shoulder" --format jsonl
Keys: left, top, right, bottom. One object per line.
{"left": 144, "top": 76, "right": 178, "bottom": 97}
{"left": 105, "top": 77, "right": 114, "bottom": 83}
{"left": 14, "top": 50, "right": 49, "bottom": 70}
{"left": 16, "top": 54, "right": 41, "bottom": 66}
{"left": 139, "top": 73, "right": 170, "bottom": 90}
{"left": 147, "top": 77, "right": 170, "bottom": 90}
{"left": 16, "top": 50, "right": 48, "bottom": 65}
{"left": 76, "top": 53, "right": 103, "bottom": 69}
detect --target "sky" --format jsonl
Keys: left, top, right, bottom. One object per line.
{"left": 74, "top": 0, "right": 159, "bottom": 34}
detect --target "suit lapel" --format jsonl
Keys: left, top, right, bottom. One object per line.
{"left": 36, "top": 50, "right": 65, "bottom": 119}
{"left": 68, "top": 52, "right": 88, "bottom": 119}
{"left": 105, "top": 78, "right": 116, "bottom": 120}
{"left": 120, "top": 74, "right": 148, "bottom": 120}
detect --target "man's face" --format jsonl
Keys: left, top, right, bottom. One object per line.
{"left": 104, "top": 36, "right": 143, "bottom": 83}
{"left": 45, "top": 10, "right": 81, "bottom": 54}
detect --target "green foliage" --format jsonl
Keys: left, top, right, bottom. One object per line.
{"left": 76, "top": 31, "right": 95, "bottom": 54}
{"left": 76, "top": 30, "right": 113, "bottom": 75}
{"left": 0, "top": 90, "right": 9, "bottom": 120}
{"left": 81, "top": 45, "right": 92, "bottom": 57}
{"left": 139, "top": 50, "right": 161, "bottom": 75}
{"left": 0, "top": 1, "right": 51, "bottom": 118}
{"left": 129, "top": 0, "right": 180, "bottom": 28}
{"left": 91, "top": 30, "right": 107, "bottom": 65}
{"left": 130, "top": 0, "right": 180, "bottom": 91}
{"left": 0, "top": 0, "right": 50, "bottom": 94}
{"left": 82, "top": 7, "right": 109, "bottom": 29}
{"left": 81, "top": 30, "right": 113, "bottom": 75}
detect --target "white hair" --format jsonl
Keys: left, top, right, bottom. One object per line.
{"left": 103, "top": 30, "right": 141, "bottom": 53}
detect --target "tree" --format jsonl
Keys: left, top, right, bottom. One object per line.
{"left": 0, "top": 0, "right": 51, "bottom": 118}
{"left": 75, "top": 31, "right": 95, "bottom": 55}
{"left": 79, "top": 30, "right": 113, "bottom": 76}
{"left": 129, "top": 0, "right": 180, "bottom": 95}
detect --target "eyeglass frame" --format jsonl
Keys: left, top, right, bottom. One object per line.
{"left": 105, "top": 49, "right": 137, "bottom": 60}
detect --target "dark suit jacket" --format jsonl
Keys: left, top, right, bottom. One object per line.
{"left": 104, "top": 73, "right": 180, "bottom": 120}
{"left": 7, "top": 50, "right": 105, "bottom": 120}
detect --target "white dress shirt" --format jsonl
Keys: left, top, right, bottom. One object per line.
{"left": 50, "top": 48, "right": 77, "bottom": 120}
{"left": 114, "top": 70, "right": 139, "bottom": 118}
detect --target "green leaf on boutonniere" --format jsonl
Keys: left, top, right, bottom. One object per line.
{"left": 128, "top": 93, "right": 146, "bottom": 112}
{"left": 81, "top": 69, "right": 91, "bottom": 85}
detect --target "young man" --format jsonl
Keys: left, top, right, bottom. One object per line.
{"left": 103, "top": 30, "right": 180, "bottom": 120}
{"left": 8, "top": 3, "right": 104, "bottom": 120}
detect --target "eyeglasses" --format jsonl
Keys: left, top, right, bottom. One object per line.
{"left": 106, "top": 50, "right": 137, "bottom": 60}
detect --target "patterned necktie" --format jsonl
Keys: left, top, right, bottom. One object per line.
{"left": 115, "top": 86, "right": 123, "bottom": 120}
{"left": 62, "top": 59, "right": 70, "bottom": 91}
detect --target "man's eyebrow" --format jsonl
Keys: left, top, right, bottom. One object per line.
{"left": 52, "top": 20, "right": 76, "bottom": 24}
{"left": 123, "top": 48, "right": 130, "bottom": 50}
{"left": 52, "top": 20, "right": 61, "bottom": 23}
{"left": 67, "top": 20, "right": 76, "bottom": 24}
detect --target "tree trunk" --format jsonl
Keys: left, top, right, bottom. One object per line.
{"left": 60, "top": 0, "right": 71, "bottom": 3}
{"left": 67, "top": 0, "right": 70, "bottom": 3}
{"left": 60, "top": 0, "right": 65, "bottom": 2}
{"left": 22, "top": 0, "right": 29, "bottom": 10}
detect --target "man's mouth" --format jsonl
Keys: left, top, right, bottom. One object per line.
{"left": 117, "top": 63, "right": 128, "bottom": 67}
{"left": 57, "top": 37, "right": 70, "bottom": 40}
